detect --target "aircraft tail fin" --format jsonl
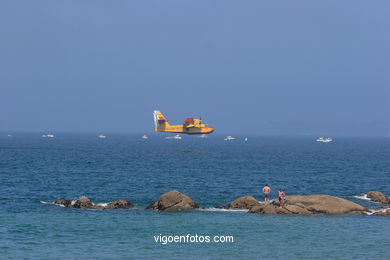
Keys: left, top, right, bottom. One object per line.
{"left": 153, "top": 110, "right": 170, "bottom": 130}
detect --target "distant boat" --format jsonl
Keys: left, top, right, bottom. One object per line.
{"left": 245, "top": 137, "right": 248, "bottom": 142}
{"left": 166, "top": 134, "right": 182, "bottom": 140}
{"left": 198, "top": 134, "right": 208, "bottom": 138}
{"left": 224, "top": 136, "right": 235, "bottom": 141}
{"left": 316, "top": 137, "right": 332, "bottom": 143}
{"left": 142, "top": 135, "right": 148, "bottom": 139}
{"left": 98, "top": 134, "right": 107, "bottom": 139}
{"left": 7, "top": 134, "right": 12, "bottom": 137}
{"left": 42, "top": 134, "right": 55, "bottom": 138}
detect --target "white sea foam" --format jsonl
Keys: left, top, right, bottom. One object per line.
{"left": 199, "top": 208, "right": 248, "bottom": 213}
{"left": 41, "top": 201, "right": 66, "bottom": 207}
{"left": 71, "top": 200, "right": 77, "bottom": 205}
{"left": 353, "top": 194, "right": 372, "bottom": 201}
{"left": 40, "top": 201, "right": 52, "bottom": 204}
{"left": 366, "top": 208, "right": 390, "bottom": 215}
{"left": 96, "top": 203, "right": 108, "bottom": 207}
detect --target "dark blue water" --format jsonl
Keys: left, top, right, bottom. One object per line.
{"left": 1, "top": 134, "right": 389, "bottom": 259}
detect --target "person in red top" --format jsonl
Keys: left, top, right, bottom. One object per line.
{"left": 262, "top": 184, "right": 271, "bottom": 203}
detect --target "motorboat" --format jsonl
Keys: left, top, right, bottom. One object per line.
{"left": 98, "top": 134, "right": 107, "bottom": 139}
{"left": 316, "top": 137, "right": 332, "bottom": 142}
{"left": 224, "top": 136, "right": 235, "bottom": 141}
{"left": 42, "top": 134, "right": 55, "bottom": 138}
{"left": 165, "top": 134, "right": 182, "bottom": 140}
{"left": 142, "top": 135, "right": 148, "bottom": 139}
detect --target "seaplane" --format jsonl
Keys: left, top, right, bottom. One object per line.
{"left": 153, "top": 110, "right": 214, "bottom": 135}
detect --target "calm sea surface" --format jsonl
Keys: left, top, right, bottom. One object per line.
{"left": 0, "top": 134, "right": 389, "bottom": 259}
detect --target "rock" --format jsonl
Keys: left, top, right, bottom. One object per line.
{"left": 54, "top": 199, "right": 72, "bottom": 208}
{"left": 104, "top": 200, "right": 133, "bottom": 209}
{"left": 373, "top": 209, "right": 390, "bottom": 216}
{"left": 284, "top": 195, "right": 365, "bottom": 214}
{"left": 248, "top": 204, "right": 266, "bottom": 213}
{"left": 146, "top": 190, "right": 200, "bottom": 211}
{"left": 218, "top": 196, "right": 262, "bottom": 209}
{"left": 146, "top": 201, "right": 158, "bottom": 210}
{"left": 284, "top": 204, "right": 313, "bottom": 215}
{"left": 249, "top": 204, "right": 289, "bottom": 214}
{"left": 73, "top": 197, "right": 93, "bottom": 209}
{"left": 248, "top": 195, "right": 365, "bottom": 215}
{"left": 366, "top": 191, "right": 389, "bottom": 204}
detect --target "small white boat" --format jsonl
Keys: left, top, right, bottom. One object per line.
{"left": 316, "top": 137, "right": 332, "bottom": 142}
{"left": 98, "top": 134, "right": 107, "bottom": 139}
{"left": 224, "top": 136, "right": 235, "bottom": 141}
{"left": 198, "top": 134, "right": 208, "bottom": 138}
{"left": 166, "top": 134, "right": 182, "bottom": 140}
{"left": 245, "top": 137, "right": 248, "bottom": 142}
{"left": 142, "top": 135, "right": 148, "bottom": 139}
{"left": 42, "top": 134, "right": 55, "bottom": 138}
{"left": 7, "top": 134, "right": 12, "bottom": 137}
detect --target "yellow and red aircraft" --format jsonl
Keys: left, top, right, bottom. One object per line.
{"left": 153, "top": 110, "right": 214, "bottom": 135}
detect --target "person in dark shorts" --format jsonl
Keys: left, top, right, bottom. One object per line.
{"left": 278, "top": 189, "right": 286, "bottom": 207}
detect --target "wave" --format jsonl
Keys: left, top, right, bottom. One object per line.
{"left": 40, "top": 201, "right": 65, "bottom": 207}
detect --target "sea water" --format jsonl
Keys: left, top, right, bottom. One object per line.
{"left": 0, "top": 134, "right": 389, "bottom": 259}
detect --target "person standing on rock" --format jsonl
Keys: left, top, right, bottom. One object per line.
{"left": 263, "top": 184, "right": 271, "bottom": 203}
{"left": 278, "top": 189, "right": 286, "bottom": 207}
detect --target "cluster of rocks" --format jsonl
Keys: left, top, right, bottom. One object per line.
{"left": 50, "top": 190, "right": 389, "bottom": 216}
{"left": 54, "top": 197, "right": 133, "bottom": 210}
{"left": 216, "top": 195, "right": 365, "bottom": 215}
{"left": 146, "top": 190, "right": 388, "bottom": 216}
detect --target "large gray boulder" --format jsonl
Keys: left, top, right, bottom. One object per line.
{"left": 366, "top": 191, "right": 389, "bottom": 204}
{"left": 146, "top": 190, "right": 200, "bottom": 211}
{"left": 248, "top": 195, "right": 365, "bottom": 215}
{"left": 217, "top": 196, "right": 262, "bottom": 209}
{"left": 284, "top": 195, "right": 365, "bottom": 214}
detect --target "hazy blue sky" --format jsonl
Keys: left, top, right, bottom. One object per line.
{"left": 0, "top": 1, "right": 388, "bottom": 135}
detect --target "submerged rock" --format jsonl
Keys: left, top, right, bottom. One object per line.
{"left": 217, "top": 196, "right": 262, "bottom": 209}
{"left": 146, "top": 190, "right": 200, "bottom": 211}
{"left": 248, "top": 195, "right": 365, "bottom": 215}
{"left": 366, "top": 191, "right": 389, "bottom": 204}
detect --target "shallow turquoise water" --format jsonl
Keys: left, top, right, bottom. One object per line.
{"left": 0, "top": 134, "right": 389, "bottom": 259}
